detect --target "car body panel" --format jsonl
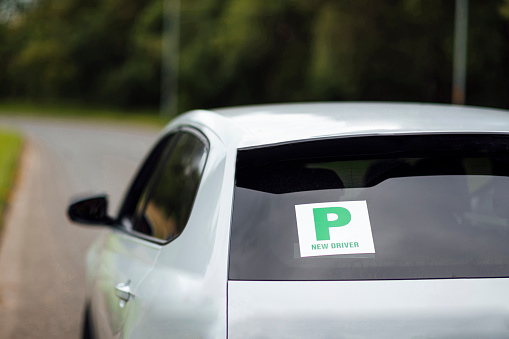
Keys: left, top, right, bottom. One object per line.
{"left": 163, "top": 103, "right": 509, "bottom": 148}
{"left": 88, "top": 230, "right": 160, "bottom": 338}
{"left": 219, "top": 103, "right": 509, "bottom": 147}
{"left": 228, "top": 279, "right": 509, "bottom": 338}
{"left": 181, "top": 103, "right": 509, "bottom": 149}
{"left": 121, "top": 121, "right": 233, "bottom": 338}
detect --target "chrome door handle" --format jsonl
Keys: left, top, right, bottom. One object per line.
{"left": 115, "top": 280, "right": 131, "bottom": 302}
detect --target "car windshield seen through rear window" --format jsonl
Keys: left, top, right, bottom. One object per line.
{"left": 229, "top": 134, "right": 509, "bottom": 281}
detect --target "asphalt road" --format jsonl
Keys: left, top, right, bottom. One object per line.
{"left": 0, "top": 117, "right": 159, "bottom": 338}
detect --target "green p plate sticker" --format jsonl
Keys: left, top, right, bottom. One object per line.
{"left": 295, "top": 201, "right": 375, "bottom": 257}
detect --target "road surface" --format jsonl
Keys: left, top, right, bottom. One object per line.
{"left": 0, "top": 117, "right": 159, "bottom": 338}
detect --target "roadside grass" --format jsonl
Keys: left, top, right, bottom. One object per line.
{"left": 0, "top": 101, "right": 173, "bottom": 128}
{"left": 0, "top": 130, "right": 23, "bottom": 233}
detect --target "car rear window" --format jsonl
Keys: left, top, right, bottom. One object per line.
{"left": 229, "top": 134, "right": 509, "bottom": 281}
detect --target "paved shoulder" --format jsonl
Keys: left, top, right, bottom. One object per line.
{"left": 0, "top": 118, "right": 159, "bottom": 338}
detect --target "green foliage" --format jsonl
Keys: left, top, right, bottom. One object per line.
{"left": 1, "top": 0, "right": 162, "bottom": 108}
{"left": 1, "top": 0, "right": 509, "bottom": 112}
{"left": 0, "top": 100, "right": 166, "bottom": 126}
{"left": 175, "top": 0, "right": 509, "bottom": 111}
{"left": 467, "top": 1, "right": 509, "bottom": 109}
{"left": 0, "top": 130, "right": 22, "bottom": 231}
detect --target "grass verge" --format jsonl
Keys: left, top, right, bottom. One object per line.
{"left": 0, "top": 101, "right": 172, "bottom": 128}
{"left": 0, "top": 130, "right": 23, "bottom": 233}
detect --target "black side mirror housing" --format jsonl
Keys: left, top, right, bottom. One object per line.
{"left": 67, "top": 194, "right": 116, "bottom": 226}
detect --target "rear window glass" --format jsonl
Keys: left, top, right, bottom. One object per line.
{"left": 229, "top": 134, "right": 509, "bottom": 281}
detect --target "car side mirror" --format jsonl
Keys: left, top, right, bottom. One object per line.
{"left": 67, "top": 194, "right": 116, "bottom": 226}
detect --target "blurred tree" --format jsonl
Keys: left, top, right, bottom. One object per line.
{"left": 308, "top": 0, "right": 454, "bottom": 103}
{"left": 1, "top": 0, "right": 162, "bottom": 107}
{"left": 1, "top": 0, "right": 509, "bottom": 111}
{"left": 2, "top": 0, "right": 77, "bottom": 99}
{"left": 96, "top": 0, "right": 163, "bottom": 106}
{"left": 179, "top": 0, "right": 313, "bottom": 111}
{"left": 178, "top": 0, "right": 457, "bottom": 111}
{"left": 466, "top": 0, "right": 509, "bottom": 108}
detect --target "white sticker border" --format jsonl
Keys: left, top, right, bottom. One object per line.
{"left": 295, "top": 200, "right": 376, "bottom": 258}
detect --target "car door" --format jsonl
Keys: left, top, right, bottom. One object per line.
{"left": 87, "top": 132, "right": 177, "bottom": 339}
{"left": 89, "top": 128, "right": 209, "bottom": 339}
{"left": 88, "top": 227, "right": 161, "bottom": 339}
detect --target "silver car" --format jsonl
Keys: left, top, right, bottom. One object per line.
{"left": 68, "top": 103, "right": 509, "bottom": 338}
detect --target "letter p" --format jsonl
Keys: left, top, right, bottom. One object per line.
{"left": 313, "top": 207, "right": 351, "bottom": 241}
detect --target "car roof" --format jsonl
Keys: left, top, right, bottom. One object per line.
{"left": 170, "top": 102, "right": 509, "bottom": 148}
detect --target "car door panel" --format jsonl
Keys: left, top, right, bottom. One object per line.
{"left": 88, "top": 230, "right": 160, "bottom": 339}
